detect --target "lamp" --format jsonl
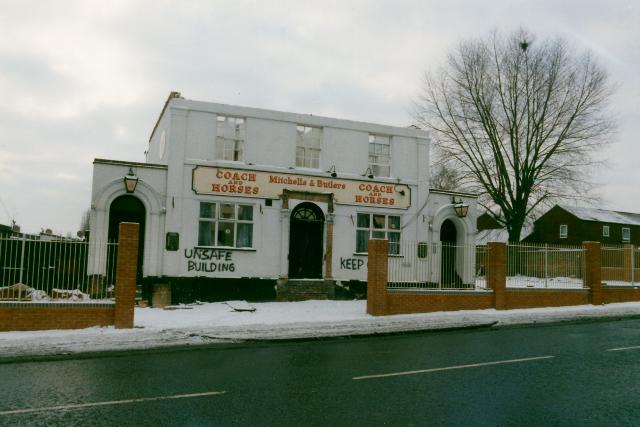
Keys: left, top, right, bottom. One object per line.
{"left": 451, "top": 197, "right": 469, "bottom": 218}
{"left": 123, "top": 167, "right": 139, "bottom": 193}
{"left": 327, "top": 165, "right": 337, "bottom": 178}
{"left": 362, "top": 167, "right": 374, "bottom": 179}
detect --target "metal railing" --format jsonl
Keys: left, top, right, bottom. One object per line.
{"left": 506, "top": 243, "right": 585, "bottom": 289}
{"left": 0, "top": 236, "right": 118, "bottom": 302}
{"left": 601, "top": 245, "right": 638, "bottom": 286}
{"left": 387, "top": 241, "right": 481, "bottom": 290}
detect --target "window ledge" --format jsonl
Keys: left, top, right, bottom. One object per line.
{"left": 194, "top": 246, "right": 256, "bottom": 252}
{"left": 353, "top": 252, "right": 403, "bottom": 258}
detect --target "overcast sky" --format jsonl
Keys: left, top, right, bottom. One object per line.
{"left": 0, "top": 0, "right": 638, "bottom": 235}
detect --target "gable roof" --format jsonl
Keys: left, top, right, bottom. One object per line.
{"left": 559, "top": 205, "right": 640, "bottom": 226}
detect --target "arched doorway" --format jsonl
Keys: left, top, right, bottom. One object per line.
{"left": 288, "top": 202, "right": 324, "bottom": 279}
{"left": 440, "top": 219, "right": 459, "bottom": 286}
{"left": 108, "top": 195, "right": 146, "bottom": 283}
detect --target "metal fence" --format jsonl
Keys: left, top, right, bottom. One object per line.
{"left": 0, "top": 236, "right": 117, "bottom": 302}
{"left": 600, "top": 245, "right": 640, "bottom": 285}
{"left": 506, "top": 243, "right": 585, "bottom": 289}
{"left": 388, "top": 241, "right": 481, "bottom": 290}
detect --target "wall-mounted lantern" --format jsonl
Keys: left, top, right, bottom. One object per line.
{"left": 452, "top": 197, "right": 469, "bottom": 218}
{"left": 123, "top": 168, "right": 139, "bottom": 193}
{"left": 326, "top": 165, "right": 337, "bottom": 178}
{"left": 362, "top": 167, "right": 374, "bottom": 179}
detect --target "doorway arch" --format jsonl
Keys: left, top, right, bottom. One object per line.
{"left": 288, "top": 202, "right": 324, "bottom": 279}
{"left": 108, "top": 195, "right": 146, "bottom": 283}
{"left": 440, "top": 219, "right": 459, "bottom": 286}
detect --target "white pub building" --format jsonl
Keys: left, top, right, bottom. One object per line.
{"left": 88, "top": 92, "right": 477, "bottom": 302}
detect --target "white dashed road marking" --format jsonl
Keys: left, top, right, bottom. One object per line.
{"left": 353, "top": 355, "right": 555, "bottom": 380}
{"left": 0, "top": 391, "right": 227, "bottom": 416}
{"left": 607, "top": 345, "right": 640, "bottom": 352}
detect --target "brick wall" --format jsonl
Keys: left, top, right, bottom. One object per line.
{"left": 601, "top": 286, "right": 640, "bottom": 304}
{"left": 368, "top": 239, "right": 640, "bottom": 316}
{"left": 503, "top": 289, "right": 590, "bottom": 309}
{"left": 386, "top": 291, "right": 493, "bottom": 314}
{"left": 0, "top": 303, "right": 114, "bottom": 331}
{"left": 0, "top": 222, "right": 138, "bottom": 332}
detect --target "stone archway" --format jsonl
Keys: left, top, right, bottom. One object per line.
{"left": 108, "top": 195, "right": 146, "bottom": 284}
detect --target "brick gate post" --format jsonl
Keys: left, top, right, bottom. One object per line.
{"left": 114, "top": 222, "right": 139, "bottom": 328}
{"left": 487, "top": 242, "right": 507, "bottom": 310}
{"left": 583, "top": 241, "right": 603, "bottom": 305}
{"left": 367, "top": 239, "right": 389, "bottom": 316}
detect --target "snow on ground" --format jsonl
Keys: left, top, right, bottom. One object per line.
{"left": 135, "top": 300, "right": 366, "bottom": 330}
{"left": 2, "top": 300, "right": 640, "bottom": 359}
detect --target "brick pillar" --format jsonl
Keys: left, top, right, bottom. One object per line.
{"left": 623, "top": 244, "right": 634, "bottom": 283}
{"left": 114, "top": 222, "right": 139, "bottom": 328}
{"left": 583, "top": 241, "right": 603, "bottom": 305}
{"left": 367, "top": 239, "right": 388, "bottom": 316}
{"left": 487, "top": 242, "right": 507, "bottom": 310}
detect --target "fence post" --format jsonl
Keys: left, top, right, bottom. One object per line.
{"left": 114, "top": 222, "right": 139, "bottom": 328}
{"left": 18, "top": 235, "right": 26, "bottom": 285}
{"left": 583, "top": 241, "right": 602, "bottom": 305}
{"left": 623, "top": 244, "right": 633, "bottom": 283}
{"left": 367, "top": 239, "right": 388, "bottom": 316}
{"left": 487, "top": 242, "right": 507, "bottom": 310}
{"left": 544, "top": 244, "right": 549, "bottom": 288}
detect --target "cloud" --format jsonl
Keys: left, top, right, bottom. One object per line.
{"left": 0, "top": 0, "right": 638, "bottom": 233}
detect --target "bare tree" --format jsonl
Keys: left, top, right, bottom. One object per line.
{"left": 79, "top": 208, "right": 91, "bottom": 232}
{"left": 430, "top": 162, "right": 461, "bottom": 192}
{"left": 415, "top": 29, "right": 614, "bottom": 242}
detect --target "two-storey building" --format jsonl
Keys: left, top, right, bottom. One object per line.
{"left": 88, "top": 92, "right": 477, "bottom": 302}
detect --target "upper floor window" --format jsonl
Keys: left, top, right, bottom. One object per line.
{"left": 623, "top": 227, "right": 631, "bottom": 242}
{"left": 296, "top": 125, "right": 322, "bottom": 169}
{"left": 602, "top": 225, "right": 610, "bottom": 237}
{"left": 216, "top": 116, "right": 245, "bottom": 161}
{"left": 356, "top": 213, "right": 400, "bottom": 255}
{"left": 368, "top": 135, "right": 391, "bottom": 177}
{"left": 559, "top": 224, "right": 568, "bottom": 238}
{"left": 198, "top": 202, "right": 253, "bottom": 248}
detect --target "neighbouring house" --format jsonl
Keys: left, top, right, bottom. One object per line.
{"left": 523, "top": 205, "right": 640, "bottom": 246}
{"left": 88, "top": 92, "right": 478, "bottom": 302}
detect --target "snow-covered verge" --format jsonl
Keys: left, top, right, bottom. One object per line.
{"left": 1, "top": 300, "right": 640, "bottom": 360}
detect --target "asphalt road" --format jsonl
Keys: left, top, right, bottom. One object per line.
{"left": 2, "top": 319, "right": 640, "bottom": 426}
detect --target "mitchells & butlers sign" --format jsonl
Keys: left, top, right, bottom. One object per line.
{"left": 192, "top": 166, "right": 411, "bottom": 209}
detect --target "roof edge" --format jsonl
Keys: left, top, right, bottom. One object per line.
{"left": 93, "top": 158, "right": 168, "bottom": 170}
{"left": 148, "top": 91, "right": 183, "bottom": 143}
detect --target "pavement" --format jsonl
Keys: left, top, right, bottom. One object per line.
{"left": 2, "top": 300, "right": 640, "bottom": 361}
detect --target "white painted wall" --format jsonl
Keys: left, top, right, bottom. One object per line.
{"left": 90, "top": 96, "right": 478, "bottom": 283}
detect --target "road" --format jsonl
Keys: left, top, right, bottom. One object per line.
{"left": 2, "top": 319, "right": 640, "bottom": 426}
